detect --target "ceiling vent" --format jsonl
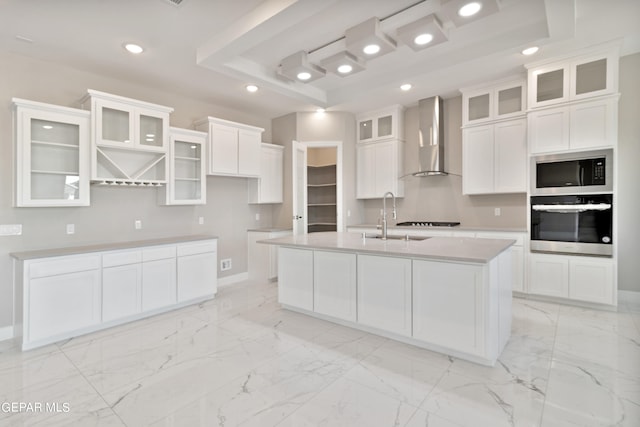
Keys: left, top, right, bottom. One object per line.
{"left": 164, "top": 0, "right": 184, "bottom": 7}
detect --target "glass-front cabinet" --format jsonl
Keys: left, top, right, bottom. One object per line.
{"left": 162, "top": 128, "right": 207, "bottom": 205}
{"left": 462, "top": 78, "right": 526, "bottom": 125}
{"left": 356, "top": 105, "right": 404, "bottom": 142}
{"left": 13, "top": 98, "right": 90, "bottom": 207}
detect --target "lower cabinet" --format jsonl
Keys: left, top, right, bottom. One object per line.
{"left": 142, "top": 258, "right": 177, "bottom": 311}
{"left": 357, "top": 255, "right": 412, "bottom": 337}
{"left": 412, "top": 260, "right": 485, "bottom": 356}
{"left": 529, "top": 252, "right": 615, "bottom": 305}
{"left": 102, "top": 263, "right": 142, "bottom": 322}
{"left": 278, "top": 247, "right": 313, "bottom": 311}
{"left": 313, "top": 251, "right": 356, "bottom": 322}
{"left": 177, "top": 241, "right": 218, "bottom": 302}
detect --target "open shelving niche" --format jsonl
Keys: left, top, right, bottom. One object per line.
{"left": 307, "top": 163, "right": 337, "bottom": 233}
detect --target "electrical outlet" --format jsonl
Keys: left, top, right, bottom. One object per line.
{"left": 220, "top": 258, "right": 232, "bottom": 271}
{"left": 198, "top": 216, "right": 204, "bottom": 225}
{"left": 135, "top": 220, "right": 142, "bottom": 230}
{"left": 66, "top": 224, "right": 75, "bottom": 235}
{"left": 347, "top": 209, "right": 351, "bottom": 218}
{"left": 494, "top": 208, "right": 501, "bottom": 216}
{"left": 0, "top": 224, "right": 22, "bottom": 236}
{"left": 255, "top": 213, "right": 260, "bottom": 221}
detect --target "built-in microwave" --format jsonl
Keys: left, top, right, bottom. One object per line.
{"left": 531, "top": 149, "right": 613, "bottom": 195}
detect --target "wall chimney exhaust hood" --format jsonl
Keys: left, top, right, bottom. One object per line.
{"left": 413, "top": 95, "right": 447, "bottom": 176}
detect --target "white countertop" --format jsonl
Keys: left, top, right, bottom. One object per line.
{"left": 348, "top": 224, "right": 527, "bottom": 233}
{"left": 247, "top": 227, "right": 293, "bottom": 233}
{"left": 260, "top": 232, "right": 515, "bottom": 263}
{"left": 10, "top": 234, "right": 218, "bottom": 260}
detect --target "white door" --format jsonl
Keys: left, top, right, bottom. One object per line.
{"left": 292, "top": 140, "right": 307, "bottom": 235}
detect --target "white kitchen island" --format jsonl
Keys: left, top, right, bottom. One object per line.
{"left": 261, "top": 232, "right": 515, "bottom": 366}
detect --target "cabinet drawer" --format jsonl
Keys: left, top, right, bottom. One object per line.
{"left": 143, "top": 245, "right": 176, "bottom": 262}
{"left": 103, "top": 250, "right": 142, "bottom": 267}
{"left": 177, "top": 240, "right": 217, "bottom": 256}
{"left": 29, "top": 255, "right": 101, "bottom": 279}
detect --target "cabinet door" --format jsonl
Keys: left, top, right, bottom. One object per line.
{"left": 494, "top": 119, "right": 527, "bottom": 193}
{"left": 357, "top": 117, "right": 374, "bottom": 142}
{"left": 495, "top": 82, "right": 525, "bottom": 119}
{"left": 103, "top": 263, "right": 142, "bottom": 322}
{"left": 136, "top": 107, "right": 168, "bottom": 152}
{"left": 528, "top": 107, "right": 570, "bottom": 154}
{"left": 570, "top": 98, "right": 616, "bottom": 150}
{"left": 464, "top": 90, "right": 492, "bottom": 124}
{"left": 413, "top": 260, "right": 485, "bottom": 355}
{"left": 177, "top": 252, "right": 217, "bottom": 302}
{"left": 168, "top": 131, "right": 206, "bottom": 205}
{"left": 462, "top": 125, "right": 494, "bottom": 194}
{"left": 358, "top": 255, "right": 412, "bottom": 337}
{"left": 571, "top": 52, "right": 617, "bottom": 101}
{"left": 569, "top": 257, "right": 614, "bottom": 305}
{"left": 375, "top": 140, "right": 397, "bottom": 196}
{"left": 313, "top": 251, "right": 357, "bottom": 322}
{"left": 261, "top": 145, "right": 284, "bottom": 203}
{"left": 528, "top": 65, "right": 569, "bottom": 109}
{"left": 142, "top": 258, "right": 177, "bottom": 311}
{"left": 529, "top": 253, "right": 569, "bottom": 298}
{"left": 209, "top": 124, "right": 238, "bottom": 175}
{"left": 278, "top": 247, "right": 313, "bottom": 311}
{"left": 94, "top": 98, "right": 135, "bottom": 148}
{"left": 356, "top": 143, "right": 376, "bottom": 198}
{"left": 28, "top": 269, "right": 101, "bottom": 342}
{"left": 238, "top": 130, "right": 261, "bottom": 177}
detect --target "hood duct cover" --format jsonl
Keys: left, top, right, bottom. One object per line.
{"left": 413, "top": 95, "right": 447, "bottom": 176}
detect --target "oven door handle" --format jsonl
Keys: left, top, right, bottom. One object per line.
{"left": 532, "top": 203, "right": 612, "bottom": 213}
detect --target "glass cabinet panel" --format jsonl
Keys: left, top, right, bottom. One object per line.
{"left": 497, "top": 86, "right": 522, "bottom": 116}
{"left": 377, "top": 115, "right": 393, "bottom": 138}
{"left": 171, "top": 138, "right": 203, "bottom": 203}
{"left": 139, "top": 114, "right": 164, "bottom": 148}
{"left": 102, "top": 107, "right": 130, "bottom": 142}
{"left": 468, "top": 93, "right": 490, "bottom": 121}
{"left": 359, "top": 119, "right": 373, "bottom": 141}
{"left": 536, "top": 69, "right": 564, "bottom": 103}
{"left": 575, "top": 58, "right": 607, "bottom": 95}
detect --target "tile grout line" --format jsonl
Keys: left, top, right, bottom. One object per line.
{"left": 536, "top": 303, "right": 561, "bottom": 427}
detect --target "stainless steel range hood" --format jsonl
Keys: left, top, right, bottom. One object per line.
{"left": 412, "top": 95, "right": 447, "bottom": 176}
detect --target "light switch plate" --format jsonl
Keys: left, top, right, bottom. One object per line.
{"left": 66, "top": 224, "right": 75, "bottom": 235}
{"left": 135, "top": 220, "right": 142, "bottom": 230}
{"left": 0, "top": 224, "right": 22, "bottom": 236}
{"left": 198, "top": 217, "right": 204, "bottom": 225}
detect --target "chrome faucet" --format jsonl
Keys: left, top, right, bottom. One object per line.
{"left": 381, "top": 191, "right": 397, "bottom": 240}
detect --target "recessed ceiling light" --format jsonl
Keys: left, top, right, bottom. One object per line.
{"left": 337, "top": 64, "right": 353, "bottom": 74}
{"left": 458, "top": 2, "right": 482, "bottom": 17}
{"left": 522, "top": 46, "right": 539, "bottom": 56}
{"left": 297, "top": 71, "right": 312, "bottom": 81}
{"left": 363, "top": 44, "right": 381, "bottom": 55}
{"left": 316, "top": 108, "right": 326, "bottom": 113}
{"left": 124, "top": 43, "right": 144, "bottom": 54}
{"left": 246, "top": 84, "right": 259, "bottom": 92}
{"left": 400, "top": 83, "right": 412, "bottom": 91}
{"left": 42, "top": 125, "right": 53, "bottom": 129}
{"left": 414, "top": 33, "right": 434, "bottom": 46}
{"left": 145, "top": 138, "right": 154, "bottom": 142}
{"left": 146, "top": 133, "right": 155, "bottom": 137}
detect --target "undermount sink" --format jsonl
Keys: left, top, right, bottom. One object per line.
{"left": 363, "top": 233, "right": 430, "bottom": 241}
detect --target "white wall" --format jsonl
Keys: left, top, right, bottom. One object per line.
{"left": 0, "top": 51, "right": 274, "bottom": 329}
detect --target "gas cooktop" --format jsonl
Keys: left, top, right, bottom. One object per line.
{"left": 396, "top": 221, "right": 461, "bottom": 227}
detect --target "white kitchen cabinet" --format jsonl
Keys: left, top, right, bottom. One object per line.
{"left": 356, "top": 105, "right": 404, "bottom": 142}
{"left": 462, "top": 78, "right": 526, "bottom": 125}
{"left": 529, "top": 253, "right": 615, "bottom": 305}
{"left": 529, "top": 97, "right": 617, "bottom": 154}
{"left": 12, "top": 98, "right": 91, "bottom": 207}
{"left": 102, "top": 263, "right": 142, "bottom": 322}
{"left": 527, "top": 47, "right": 619, "bottom": 109}
{"left": 248, "top": 143, "right": 284, "bottom": 204}
{"left": 356, "top": 139, "right": 404, "bottom": 199}
{"left": 194, "top": 116, "right": 264, "bottom": 177}
{"left": 142, "top": 246, "right": 177, "bottom": 311}
{"left": 463, "top": 118, "right": 527, "bottom": 195}
{"left": 413, "top": 260, "right": 485, "bottom": 356}
{"left": 313, "top": 251, "right": 357, "bottom": 322}
{"left": 248, "top": 230, "right": 291, "bottom": 282}
{"left": 177, "top": 241, "right": 218, "bottom": 302}
{"left": 162, "top": 127, "right": 207, "bottom": 205}
{"left": 81, "top": 90, "right": 173, "bottom": 186}
{"left": 357, "top": 255, "right": 412, "bottom": 337}
{"left": 277, "top": 247, "right": 313, "bottom": 311}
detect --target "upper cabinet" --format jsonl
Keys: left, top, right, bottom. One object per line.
{"left": 356, "top": 105, "right": 404, "bottom": 143}
{"left": 194, "top": 117, "right": 264, "bottom": 177}
{"left": 356, "top": 139, "right": 405, "bottom": 199}
{"left": 81, "top": 90, "right": 174, "bottom": 186}
{"left": 248, "top": 143, "right": 284, "bottom": 204}
{"left": 527, "top": 46, "right": 619, "bottom": 109}
{"left": 13, "top": 98, "right": 91, "bottom": 207}
{"left": 161, "top": 127, "right": 207, "bottom": 205}
{"left": 462, "top": 78, "right": 526, "bottom": 125}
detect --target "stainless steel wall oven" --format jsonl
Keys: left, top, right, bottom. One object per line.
{"left": 530, "top": 194, "right": 613, "bottom": 256}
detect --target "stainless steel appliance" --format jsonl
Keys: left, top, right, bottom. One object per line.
{"left": 396, "top": 221, "right": 460, "bottom": 227}
{"left": 531, "top": 149, "right": 613, "bottom": 195}
{"left": 530, "top": 194, "right": 613, "bottom": 256}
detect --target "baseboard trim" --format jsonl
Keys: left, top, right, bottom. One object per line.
{"left": 0, "top": 326, "right": 14, "bottom": 342}
{"left": 619, "top": 290, "right": 640, "bottom": 305}
{"left": 218, "top": 272, "right": 249, "bottom": 287}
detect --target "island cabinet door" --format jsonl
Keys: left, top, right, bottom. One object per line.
{"left": 313, "top": 251, "right": 356, "bottom": 322}
{"left": 278, "top": 247, "right": 313, "bottom": 311}
{"left": 412, "top": 260, "right": 485, "bottom": 356}
{"left": 357, "top": 255, "right": 412, "bottom": 337}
